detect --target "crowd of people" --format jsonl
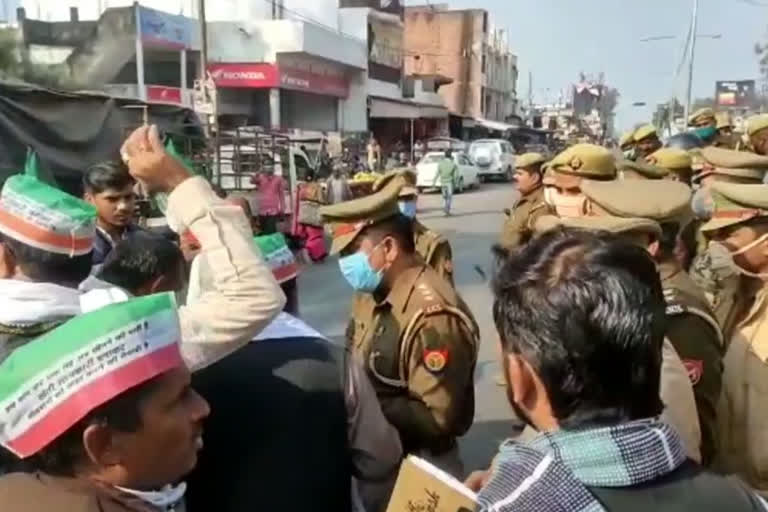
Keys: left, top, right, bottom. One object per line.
{"left": 2, "top": 105, "right": 768, "bottom": 512}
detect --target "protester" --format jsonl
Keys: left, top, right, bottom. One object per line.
{"left": 83, "top": 160, "right": 141, "bottom": 267}
{"left": 469, "top": 228, "right": 765, "bottom": 511}
{"left": 94, "top": 232, "right": 403, "bottom": 512}
{"left": 250, "top": 167, "right": 286, "bottom": 234}
{"left": 321, "top": 177, "right": 479, "bottom": 477}
{"left": 0, "top": 294, "right": 210, "bottom": 512}
{"left": 326, "top": 165, "right": 353, "bottom": 204}
{"left": 433, "top": 149, "right": 458, "bottom": 216}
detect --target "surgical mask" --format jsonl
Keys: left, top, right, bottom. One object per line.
{"left": 339, "top": 247, "right": 383, "bottom": 292}
{"left": 692, "top": 125, "right": 717, "bottom": 143}
{"left": 551, "top": 190, "right": 588, "bottom": 218}
{"left": 691, "top": 187, "right": 714, "bottom": 220}
{"left": 709, "top": 235, "right": 768, "bottom": 279}
{"left": 398, "top": 200, "right": 417, "bottom": 219}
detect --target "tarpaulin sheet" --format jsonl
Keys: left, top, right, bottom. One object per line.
{"left": 0, "top": 81, "right": 202, "bottom": 195}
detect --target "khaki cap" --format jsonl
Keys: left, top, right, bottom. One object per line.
{"left": 646, "top": 148, "right": 692, "bottom": 171}
{"left": 373, "top": 169, "right": 418, "bottom": 197}
{"left": 534, "top": 214, "right": 662, "bottom": 238}
{"left": 581, "top": 179, "right": 692, "bottom": 224}
{"left": 320, "top": 175, "right": 402, "bottom": 254}
{"left": 715, "top": 111, "right": 733, "bottom": 130}
{"left": 693, "top": 146, "right": 768, "bottom": 182}
{"left": 619, "top": 130, "right": 636, "bottom": 149}
{"left": 688, "top": 107, "right": 716, "bottom": 126}
{"left": 515, "top": 152, "right": 546, "bottom": 169}
{"left": 617, "top": 158, "right": 669, "bottom": 179}
{"left": 746, "top": 114, "right": 768, "bottom": 137}
{"left": 550, "top": 144, "right": 617, "bottom": 179}
{"left": 700, "top": 182, "right": 768, "bottom": 232}
{"left": 633, "top": 124, "right": 658, "bottom": 142}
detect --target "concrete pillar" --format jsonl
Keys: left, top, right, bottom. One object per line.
{"left": 269, "top": 88, "right": 281, "bottom": 130}
{"left": 180, "top": 49, "right": 187, "bottom": 105}
{"left": 134, "top": 5, "right": 147, "bottom": 101}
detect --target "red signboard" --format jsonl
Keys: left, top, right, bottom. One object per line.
{"left": 208, "top": 63, "right": 349, "bottom": 98}
{"left": 146, "top": 86, "right": 182, "bottom": 104}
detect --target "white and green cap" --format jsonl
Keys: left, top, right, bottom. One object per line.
{"left": 0, "top": 293, "right": 182, "bottom": 458}
{"left": 0, "top": 152, "right": 97, "bottom": 256}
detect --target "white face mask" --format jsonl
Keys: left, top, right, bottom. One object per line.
{"left": 551, "top": 190, "right": 588, "bottom": 218}
{"left": 709, "top": 234, "right": 768, "bottom": 279}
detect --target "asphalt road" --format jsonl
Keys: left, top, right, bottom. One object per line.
{"left": 298, "top": 181, "right": 521, "bottom": 473}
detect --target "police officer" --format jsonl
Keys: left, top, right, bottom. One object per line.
{"left": 619, "top": 129, "right": 637, "bottom": 158}
{"left": 714, "top": 111, "right": 736, "bottom": 149}
{"left": 499, "top": 152, "right": 550, "bottom": 249}
{"left": 633, "top": 124, "right": 663, "bottom": 160}
{"left": 647, "top": 147, "right": 694, "bottom": 185}
{"left": 373, "top": 170, "right": 454, "bottom": 284}
{"left": 534, "top": 179, "right": 716, "bottom": 464}
{"left": 548, "top": 143, "right": 616, "bottom": 218}
{"left": 700, "top": 182, "right": 768, "bottom": 493}
{"left": 320, "top": 178, "right": 479, "bottom": 477}
{"left": 618, "top": 158, "right": 669, "bottom": 180}
{"left": 689, "top": 107, "right": 717, "bottom": 130}
{"left": 745, "top": 114, "right": 768, "bottom": 156}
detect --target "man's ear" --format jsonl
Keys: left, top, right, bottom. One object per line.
{"left": 83, "top": 423, "right": 122, "bottom": 467}
{"left": 0, "top": 243, "right": 16, "bottom": 279}
{"left": 84, "top": 191, "right": 95, "bottom": 204}
{"left": 647, "top": 237, "right": 661, "bottom": 259}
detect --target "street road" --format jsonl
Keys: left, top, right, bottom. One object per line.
{"left": 298, "top": 182, "right": 521, "bottom": 474}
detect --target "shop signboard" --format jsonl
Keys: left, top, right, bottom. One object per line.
{"left": 208, "top": 63, "right": 349, "bottom": 98}
{"left": 138, "top": 5, "right": 194, "bottom": 49}
{"left": 715, "top": 80, "right": 755, "bottom": 107}
{"left": 146, "top": 86, "right": 182, "bottom": 105}
{"left": 368, "top": 18, "right": 404, "bottom": 70}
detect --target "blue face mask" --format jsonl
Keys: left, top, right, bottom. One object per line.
{"left": 398, "top": 200, "right": 417, "bottom": 219}
{"left": 692, "top": 125, "right": 717, "bottom": 143}
{"left": 339, "top": 248, "right": 383, "bottom": 293}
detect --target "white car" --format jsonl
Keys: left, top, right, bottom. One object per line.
{"left": 416, "top": 151, "right": 480, "bottom": 193}
{"left": 468, "top": 139, "right": 517, "bottom": 182}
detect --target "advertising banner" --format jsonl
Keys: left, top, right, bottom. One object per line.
{"left": 715, "top": 80, "right": 755, "bottom": 107}
{"left": 208, "top": 63, "right": 349, "bottom": 98}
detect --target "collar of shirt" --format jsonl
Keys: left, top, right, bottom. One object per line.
{"left": 376, "top": 264, "right": 426, "bottom": 313}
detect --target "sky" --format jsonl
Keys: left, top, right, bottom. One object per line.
{"left": 406, "top": 0, "right": 768, "bottom": 132}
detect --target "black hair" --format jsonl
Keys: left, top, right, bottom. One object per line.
{"left": 658, "top": 221, "right": 682, "bottom": 258}
{"left": 0, "top": 234, "right": 93, "bottom": 288}
{"left": 491, "top": 227, "right": 666, "bottom": 429}
{"left": 14, "top": 376, "right": 161, "bottom": 477}
{"left": 98, "top": 232, "right": 184, "bottom": 294}
{"left": 365, "top": 214, "right": 415, "bottom": 254}
{"left": 83, "top": 161, "right": 134, "bottom": 194}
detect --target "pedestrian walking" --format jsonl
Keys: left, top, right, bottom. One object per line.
{"left": 251, "top": 167, "right": 286, "bottom": 234}
{"left": 434, "top": 149, "right": 458, "bottom": 216}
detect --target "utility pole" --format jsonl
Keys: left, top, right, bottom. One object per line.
{"left": 527, "top": 71, "right": 533, "bottom": 125}
{"left": 198, "top": 0, "right": 208, "bottom": 82}
{"left": 683, "top": 0, "right": 698, "bottom": 126}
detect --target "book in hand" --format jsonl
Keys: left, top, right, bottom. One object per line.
{"left": 386, "top": 455, "right": 479, "bottom": 512}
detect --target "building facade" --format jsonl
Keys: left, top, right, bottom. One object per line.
{"left": 404, "top": 5, "right": 518, "bottom": 128}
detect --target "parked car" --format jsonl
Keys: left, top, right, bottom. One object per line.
{"left": 468, "top": 139, "right": 516, "bottom": 181}
{"left": 416, "top": 151, "right": 480, "bottom": 193}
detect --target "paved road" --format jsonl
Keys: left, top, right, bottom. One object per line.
{"left": 298, "top": 182, "right": 520, "bottom": 473}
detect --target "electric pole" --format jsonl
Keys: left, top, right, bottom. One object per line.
{"left": 683, "top": 0, "right": 698, "bottom": 126}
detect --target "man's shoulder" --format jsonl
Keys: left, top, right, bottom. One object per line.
{"left": 0, "top": 473, "right": 99, "bottom": 512}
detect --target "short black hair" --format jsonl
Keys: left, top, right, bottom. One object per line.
{"left": 364, "top": 214, "right": 415, "bottom": 254}
{"left": 0, "top": 234, "right": 93, "bottom": 287}
{"left": 98, "top": 231, "right": 184, "bottom": 294}
{"left": 83, "top": 161, "right": 134, "bottom": 194}
{"left": 491, "top": 227, "right": 666, "bottom": 429}
{"left": 12, "top": 376, "right": 161, "bottom": 476}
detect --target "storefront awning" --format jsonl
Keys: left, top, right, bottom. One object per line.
{"left": 463, "top": 117, "right": 516, "bottom": 132}
{"left": 369, "top": 97, "right": 448, "bottom": 119}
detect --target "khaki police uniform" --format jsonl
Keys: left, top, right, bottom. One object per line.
{"left": 500, "top": 153, "right": 550, "bottom": 249}
{"left": 647, "top": 148, "right": 694, "bottom": 184}
{"left": 374, "top": 170, "right": 455, "bottom": 284}
{"left": 618, "top": 158, "right": 669, "bottom": 180}
{"left": 534, "top": 179, "right": 714, "bottom": 464}
{"left": 549, "top": 144, "right": 618, "bottom": 181}
{"left": 689, "top": 107, "right": 717, "bottom": 128}
{"left": 320, "top": 178, "right": 480, "bottom": 477}
{"left": 699, "top": 182, "right": 768, "bottom": 493}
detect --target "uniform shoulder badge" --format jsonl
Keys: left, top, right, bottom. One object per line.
{"left": 423, "top": 349, "right": 449, "bottom": 373}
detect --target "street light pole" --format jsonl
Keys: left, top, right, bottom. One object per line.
{"left": 684, "top": 0, "right": 699, "bottom": 125}
{"left": 198, "top": 0, "right": 208, "bottom": 81}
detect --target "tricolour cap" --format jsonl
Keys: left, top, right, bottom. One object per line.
{"left": 0, "top": 152, "right": 96, "bottom": 256}
{"left": 746, "top": 114, "right": 768, "bottom": 137}
{"left": 688, "top": 107, "right": 716, "bottom": 126}
{"left": 0, "top": 293, "right": 183, "bottom": 458}
{"left": 633, "top": 124, "right": 658, "bottom": 142}
{"left": 549, "top": 144, "right": 616, "bottom": 179}
{"left": 700, "top": 182, "right": 768, "bottom": 232}
{"left": 618, "top": 159, "right": 669, "bottom": 180}
{"left": 515, "top": 152, "right": 546, "bottom": 169}
{"left": 647, "top": 148, "right": 692, "bottom": 171}
{"left": 320, "top": 173, "right": 402, "bottom": 255}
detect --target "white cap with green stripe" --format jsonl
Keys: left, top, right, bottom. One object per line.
{"left": 0, "top": 293, "right": 182, "bottom": 458}
{"left": 0, "top": 152, "right": 97, "bottom": 256}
